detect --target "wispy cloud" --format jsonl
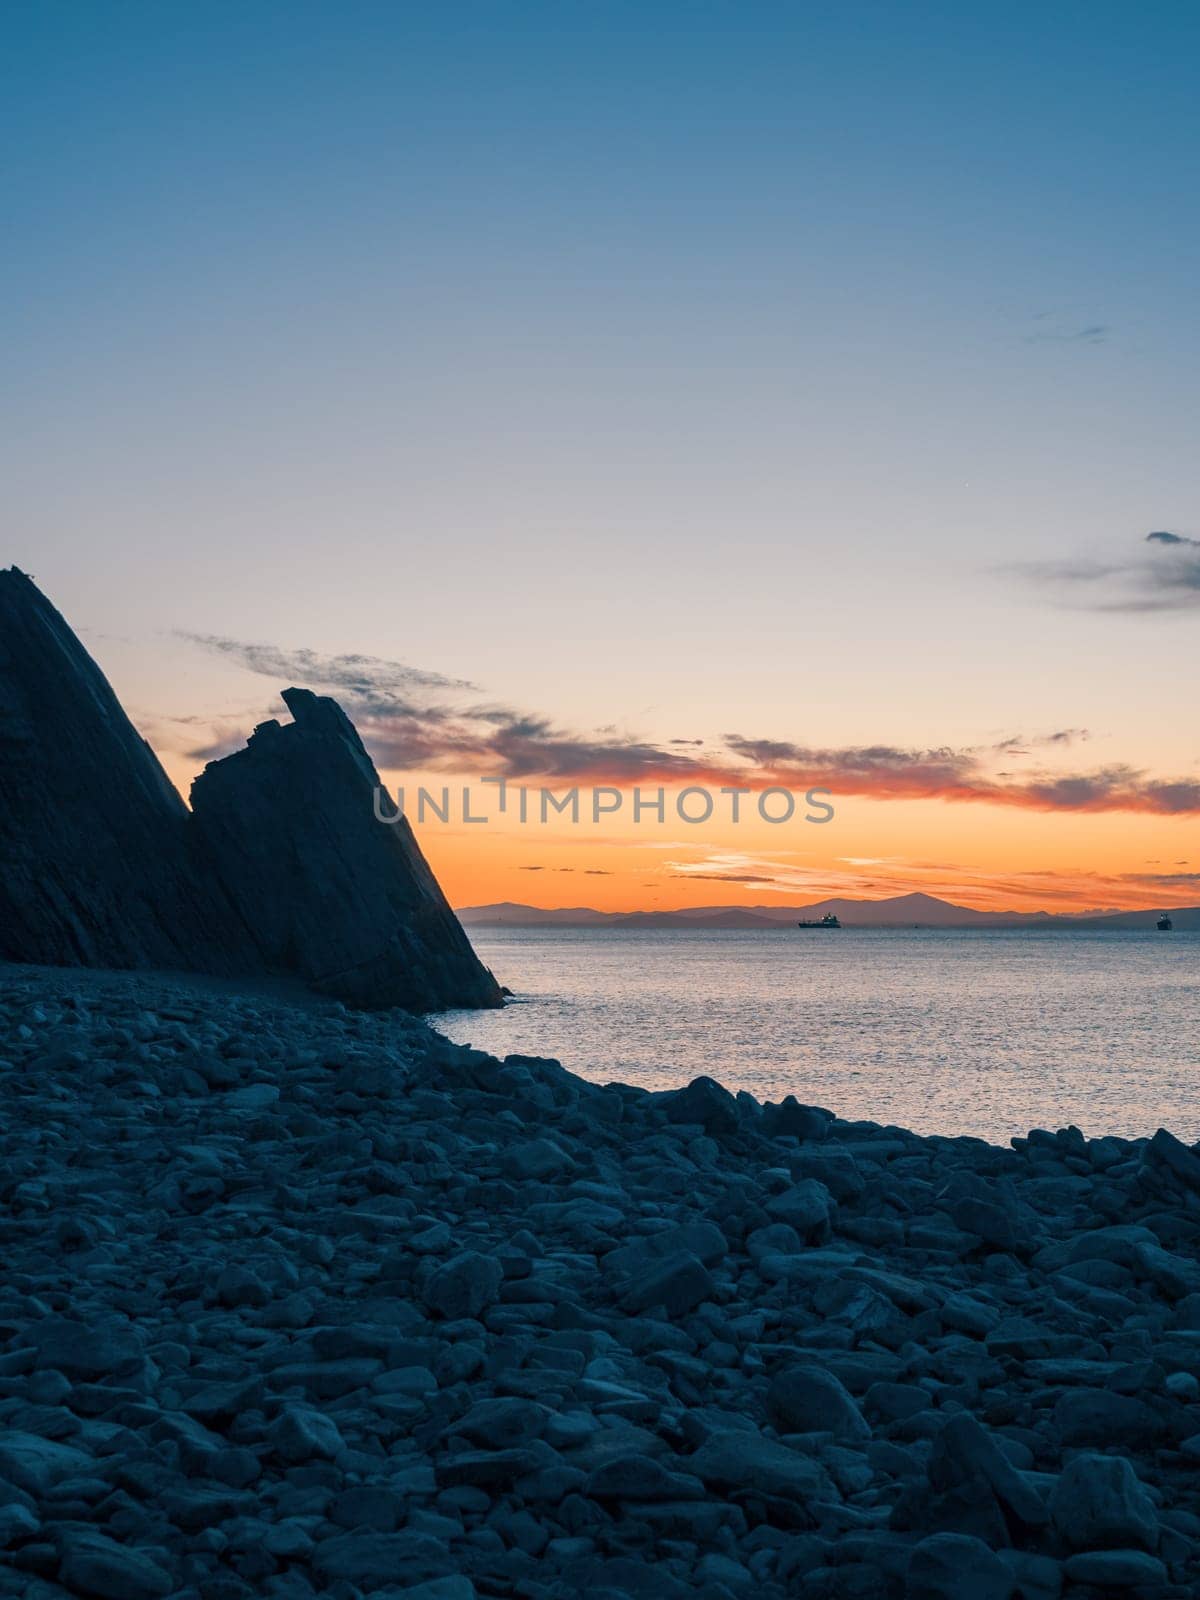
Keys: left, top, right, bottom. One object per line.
{"left": 1147, "top": 530, "right": 1200, "bottom": 548}
{"left": 991, "top": 729, "right": 1089, "bottom": 757}
{"left": 176, "top": 632, "right": 1200, "bottom": 817}
{"left": 1014, "top": 531, "right": 1200, "bottom": 614}
{"left": 673, "top": 872, "right": 781, "bottom": 884}
{"left": 1024, "top": 311, "right": 1110, "bottom": 346}
{"left": 1025, "top": 324, "right": 1109, "bottom": 345}
{"left": 177, "top": 633, "right": 477, "bottom": 701}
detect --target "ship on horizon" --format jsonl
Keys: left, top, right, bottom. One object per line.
{"left": 1158, "top": 912, "right": 1173, "bottom": 931}
{"left": 797, "top": 913, "right": 841, "bottom": 929}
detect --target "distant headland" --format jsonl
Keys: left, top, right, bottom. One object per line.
{"left": 458, "top": 892, "right": 1200, "bottom": 931}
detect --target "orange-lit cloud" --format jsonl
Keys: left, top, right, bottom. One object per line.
{"left": 175, "top": 632, "right": 1200, "bottom": 818}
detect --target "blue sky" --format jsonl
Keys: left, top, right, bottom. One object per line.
{"left": 3, "top": 3, "right": 1198, "bottom": 907}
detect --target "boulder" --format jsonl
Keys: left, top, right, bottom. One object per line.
{"left": 620, "top": 1250, "right": 714, "bottom": 1316}
{"left": 760, "top": 1096, "right": 831, "bottom": 1141}
{"left": 422, "top": 1252, "right": 504, "bottom": 1320}
{"left": 767, "top": 1364, "right": 871, "bottom": 1441}
{"left": 793, "top": 1148, "right": 865, "bottom": 1202}
{"left": 929, "top": 1414, "right": 1048, "bottom": 1530}
{"left": 1062, "top": 1549, "right": 1168, "bottom": 1589}
{"left": 266, "top": 1404, "right": 345, "bottom": 1463}
{"left": 950, "top": 1197, "right": 1019, "bottom": 1253}
{"left": 586, "top": 1453, "right": 706, "bottom": 1501}
{"left": 453, "top": 1396, "right": 553, "bottom": 1448}
{"left": 0, "top": 1431, "right": 93, "bottom": 1497}
{"left": 1049, "top": 1455, "right": 1158, "bottom": 1552}
{"left": 501, "top": 1138, "right": 574, "bottom": 1181}
{"left": 57, "top": 1533, "right": 173, "bottom": 1600}
{"left": 688, "top": 1428, "right": 828, "bottom": 1505}
{"left": 28, "top": 1314, "right": 143, "bottom": 1379}
{"left": 1143, "top": 1129, "right": 1200, "bottom": 1194}
{"left": 1054, "top": 1389, "right": 1166, "bottom": 1449}
{"left": 765, "top": 1179, "right": 833, "bottom": 1240}
{"left": 605, "top": 1221, "right": 729, "bottom": 1276}
{"left": 906, "top": 1532, "right": 1014, "bottom": 1599}
{"left": 664, "top": 1076, "right": 741, "bottom": 1134}
{"left": 314, "top": 1531, "right": 453, "bottom": 1588}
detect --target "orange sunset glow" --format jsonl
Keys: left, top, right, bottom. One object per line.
{"left": 403, "top": 788, "right": 1197, "bottom": 917}
{"left": 139, "top": 659, "right": 1200, "bottom": 923}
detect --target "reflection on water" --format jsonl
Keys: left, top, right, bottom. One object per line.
{"left": 433, "top": 926, "right": 1200, "bottom": 1142}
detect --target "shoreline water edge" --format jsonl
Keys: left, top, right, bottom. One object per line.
{"left": 2, "top": 963, "right": 1199, "bottom": 1599}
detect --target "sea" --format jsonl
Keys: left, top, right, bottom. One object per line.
{"left": 431, "top": 926, "right": 1200, "bottom": 1144}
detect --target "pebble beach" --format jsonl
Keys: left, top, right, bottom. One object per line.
{"left": 2, "top": 963, "right": 1200, "bottom": 1600}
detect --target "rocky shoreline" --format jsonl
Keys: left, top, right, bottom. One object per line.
{"left": 2, "top": 964, "right": 1199, "bottom": 1599}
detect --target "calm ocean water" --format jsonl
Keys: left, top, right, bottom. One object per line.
{"left": 432, "top": 926, "right": 1200, "bottom": 1143}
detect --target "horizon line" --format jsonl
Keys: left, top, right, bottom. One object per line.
{"left": 454, "top": 892, "right": 1198, "bottom": 919}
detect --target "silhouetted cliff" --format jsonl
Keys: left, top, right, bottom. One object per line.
{"left": 191, "top": 688, "right": 501, "bottom": 1011}
{"left": 0, "top": 568, "right": 501, "bottom": 1010}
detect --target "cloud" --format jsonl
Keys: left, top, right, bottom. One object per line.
{"left": 714, "top": 741, "right": 1200, "bottom": 817}
{"left": 1015, "top": 532, "right": 1200, "bottom": 613}
{"left": 670, "top": 871, "right": 781, "bottom": 884}
{"left": 1025, "top": 321, "right": 1109, "bottom": 346}
{"left": 1146, "top": 531, "right": 1199, "bottom": 547}
{"left": 176, "top": 633, "right": 478, "bottom": 705}
{"left": 177, "top": 633, "right": 1200, "bottom": 817}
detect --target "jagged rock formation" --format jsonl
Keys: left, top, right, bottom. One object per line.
{"left": 191, "top": 689, "right": 501, "bottom": 1011}
{"left": 0, "top": 567, "right": 254, "bottom": 977}
{"left": 0, "top": 567, "right": 501, "bottom": 1010}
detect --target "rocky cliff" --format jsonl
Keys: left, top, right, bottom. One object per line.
{"left": 190, "top": 688, "right": 501, "bottom": 1011}
{"left": 0, "top": 567, "right": 501, "bottom": 1010}
{"left": 0, "top": 567, "right": 255, "bottom": 977}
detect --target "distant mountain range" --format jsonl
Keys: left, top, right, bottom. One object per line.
{"left": 457, "top": 892, "right": 1200, "bottom": 931}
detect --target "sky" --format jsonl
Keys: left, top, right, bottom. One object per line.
{"left": 4, "top": 2, "right": 1199, "bottom": 913}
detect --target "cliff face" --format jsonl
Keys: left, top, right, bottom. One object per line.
{"left": 190, "top": 689, "right": 502, "bottom": 1011}
{"left": 0, "top": 568, "right": 501, "bottom": 1010}
{"left": 0, "top": 568, "right": 256, "bottom": 976}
